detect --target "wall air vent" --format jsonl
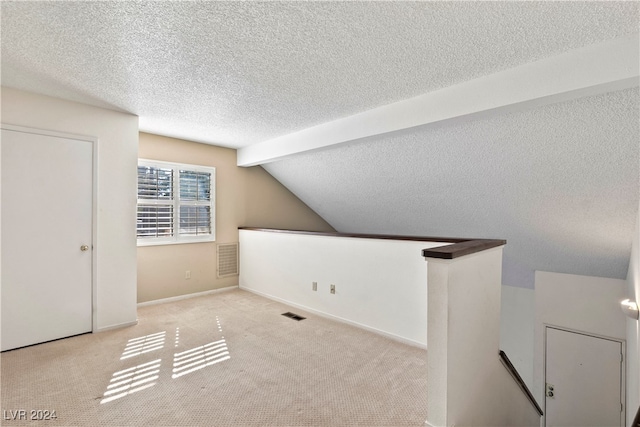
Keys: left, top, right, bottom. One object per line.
{"left": 217, "top": 242, "right": 239, "bottom": 278}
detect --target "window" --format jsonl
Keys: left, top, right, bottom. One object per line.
{"left": 137, "top": 159, "right": 215, "bottom": 245}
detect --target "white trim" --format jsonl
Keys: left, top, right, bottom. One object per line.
{"left": 544, "top": 323, "right": 627, "bottom": 343}
{"left": 138, "top": 158, "right": 215, "bottom": 174}
{"left": 137, "top": 286, "right": 239, "bottom": 307}
{"left": 240, "top": 286, "right": 427, "bottom": 350}
{"left": 92, "top": 136, "right": 99, "bottom": 335}
{"left": 1, "top": 123, "right": 97, "bottom": 143}
{"left": 237, "top": 35, "right": 639, "bottom": 166}
{"left": 137, "top": 238, "right": 216, "bottom": 247}
{"left": 95, "top": 320, "right": 139, "bottom": 333}
{"left": 1, "top": 123, "right": 100, "bottom": 335}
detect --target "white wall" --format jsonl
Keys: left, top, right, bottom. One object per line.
{"left": 626, "top": 202, "right": 640, "bottom": 426}
{"left": 439, "top": 250, "right": 505, "bottom": 425}
{"left": 1, "top": 87, "right": 138, "bottom": 331}
{"left": 505, "top": 267, "right": 636, "bottom": 424}
{"left": 533, "top": 271, "right": 627, "bottom": 414}
{"left": 426, "top": 247, "right": 540, "bottom": 427}
{"left": 500, "top": 285, "right": 535, "bottom": 389}
{"left": 239, "top": 229, "right": 448, "bottom": 347}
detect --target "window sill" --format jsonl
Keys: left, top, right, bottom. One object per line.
{"left": 137, "top": 237, "right": 216, "bottom": 247}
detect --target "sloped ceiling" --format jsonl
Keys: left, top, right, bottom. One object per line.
{"left": 1, "top": 1, "right": 639, "bottom": 287}
{"left": 263, "top": 88, "right": 639, "bottom": 287}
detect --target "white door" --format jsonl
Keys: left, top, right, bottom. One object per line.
{"left": 545, "top": 327, "right": 623, "bottom": 427}
{"left": 1, "top": 127, "right": 93, "bottom": 351}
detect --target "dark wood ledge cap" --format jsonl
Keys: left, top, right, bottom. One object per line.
{"left": 422, "top": 238, "right": 506, "bottom": 260}
{"left": 238, "top": 227, "right": 505, "bottom": 260}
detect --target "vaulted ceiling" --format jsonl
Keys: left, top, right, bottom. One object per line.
{"left": 2, "top": 1, "right": 638, "bottom": 288}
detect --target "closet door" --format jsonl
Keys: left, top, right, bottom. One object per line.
{"left": 1, "top": 127, "right": 93, "bottom": 351}
{"left": 545, "top": 327, "right": 623, "bottom": 427}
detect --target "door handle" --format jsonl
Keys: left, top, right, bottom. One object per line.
{"left": 80, "top": 245, "right": 89, "bottom": 252}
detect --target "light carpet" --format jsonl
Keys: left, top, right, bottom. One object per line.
{"left": 1, "top": 289, "right": 428, "bottom": 426}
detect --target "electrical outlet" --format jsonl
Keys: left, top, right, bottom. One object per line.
{"left": 185, "top": 270, "right": 191, "bottom": 279}
{"left": 312, "top": 281, "right": 317, "bottom": 291}
{"left": 330, "top": 284, "right": 335, "bottom": 294}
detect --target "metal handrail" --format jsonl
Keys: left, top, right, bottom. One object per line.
{"left": 499, "top": 350, "right": 543, "bottom": 416}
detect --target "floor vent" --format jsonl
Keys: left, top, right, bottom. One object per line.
{"left": 217, "top": 243, "right": 239, "bottom": 278}
{"left": 281, "top": 312, "right": 306, "bottom": 321}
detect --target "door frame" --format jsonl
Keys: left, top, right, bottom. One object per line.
{"left": 1, "top": 123, "right": 99, "bottom": 333}
{"left": 543, "top": 324, "right": 626, "bottom": 427}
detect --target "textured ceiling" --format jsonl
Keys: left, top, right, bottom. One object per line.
{"left": 1, "top": 1, "right": 638, "bottom": 147}
{"left": 264, "top": 88, "right": 640, "bottom": 287}
{"left": 1, "top": 1, "right": 639, "bottom": 288}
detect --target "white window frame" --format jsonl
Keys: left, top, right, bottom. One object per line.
{"left": 137, "top": 159, "right": 216, "bottom": 246}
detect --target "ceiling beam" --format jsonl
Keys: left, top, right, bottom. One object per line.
{"left": 237, "top": 34, "right": 639, "bottom": 167}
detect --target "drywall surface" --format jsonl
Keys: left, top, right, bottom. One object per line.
{"left": 488, "top": 362, "right": 543, "bottom": 427}
{"left": 533, "top": 270, "right": 627, "bottom": 409}
{"left": 263, "top": 88, "right": 639, "bottom": 291}
{"left": 241, "top": 165, "right": 336, "bottom": 232}
{"left": 426, "top": 247, "right": 540, "bottom": 426}
{"left": 1, "top": 87, "right": 138, "bottom": 331}
{"left": 138, "top": 133, "right": 334, "bottom": 303}
{"left": 239, "top": 229, "right": 447, "bottom": 347}
{"left": 626, "top": 203, "right": 640, "bottom": 427}
{"left": 500, "top": 285, "right": 535, "bottom": 389}
{"left": 4, "top": 2, "right": 639, "bottom": 149}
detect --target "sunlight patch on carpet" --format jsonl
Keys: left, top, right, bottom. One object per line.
{"left": 171, "top": 339, "right": 230, "bottom": 379}
{"left": 120, "top": 331, "right": 166, "bottom": 360}
{"left": 100, "top": 359, "right": 161, "bottom": 404}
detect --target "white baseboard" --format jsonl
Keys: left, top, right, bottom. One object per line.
{"left": 240, "top": 286, "right": 427, "bottom": 350}
{"left": 94, "top": 320, "right": 138, "bottom": 333}
{"left": 137, "top": 286, "right": 239, "bottom": 307}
